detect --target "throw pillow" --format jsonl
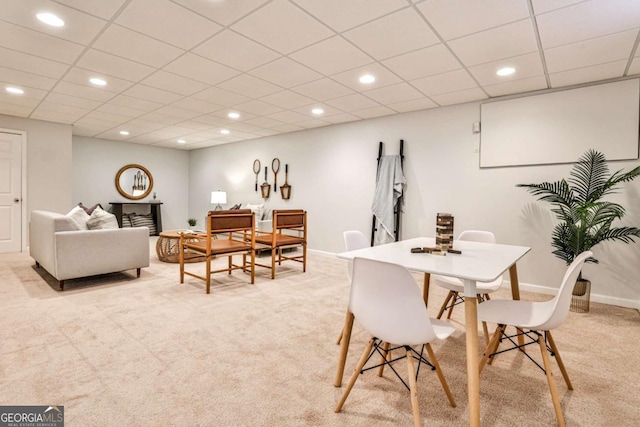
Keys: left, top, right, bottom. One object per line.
{"left": 130, "top": 213, "right": 157, "bottom": 236}
{"left": 245, "top": 203, "right": 265, "bottom": 220}
{"left": 86, "top": 207, "right": 119, "bottom": 230}
{"left": 78, "top": 202, "right": 103, "bottom": 215}
{"left": 230, "top": 203, "right": 241, "bottom": 210}
{"left": 66, "top": 206, "right": 90, "bottom": 230}
{"left": 122, "top": 214, "right": 132, "bottom": 228}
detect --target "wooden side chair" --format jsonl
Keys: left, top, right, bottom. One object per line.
{"left": 254, "top": 209, "right": 307, "bottom": 279}
{"left": 179, "top": 209, "right": 255, "bottom": 294}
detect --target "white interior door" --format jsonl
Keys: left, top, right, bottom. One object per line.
{"left": 0, "top": 131, "right": 22, "bottom": 253}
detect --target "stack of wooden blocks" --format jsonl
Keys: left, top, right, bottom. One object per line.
{"left": 435, "top": 213, "right": 454, "bottom": 253}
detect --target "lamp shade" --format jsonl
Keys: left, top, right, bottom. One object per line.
{"left": 211, "top": 191, "right": 227, "bottom": 204}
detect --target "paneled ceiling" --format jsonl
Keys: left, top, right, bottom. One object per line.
{"left": 1, "top": 0, "right": 639, "bottom": 150}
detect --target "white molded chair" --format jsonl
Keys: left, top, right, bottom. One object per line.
{"left": 335, "top": 257, "right": 456, "bottom": 427}
{"left": 477, "top": 251, "right": 592, "bottom": 427}
{"left": 431, "top": 230, "right": 502, "bottom": 343}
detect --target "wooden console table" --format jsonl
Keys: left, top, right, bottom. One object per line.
{"left": 110, "top": 202, "right": 163, "bottom": 236}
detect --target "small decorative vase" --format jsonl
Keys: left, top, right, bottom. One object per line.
{"left": 570, "top": 279, "right": 591, "bottom": 313}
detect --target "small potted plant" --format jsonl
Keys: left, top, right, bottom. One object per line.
{"left": 518, "top": 149, "right": 640, "bottom": 311}
{"left": 187, "top": 218, "right": 197, "bottom": 230}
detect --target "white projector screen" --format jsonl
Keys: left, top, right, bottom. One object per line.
{"left": 479, "top": 79, "right": 640, "bottom": 168}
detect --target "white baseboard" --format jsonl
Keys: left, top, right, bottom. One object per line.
{"left": 506, "top": 281, "right": 640, "bottom": 311}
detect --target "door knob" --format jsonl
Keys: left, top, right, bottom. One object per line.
{"left": 14, "top": 198, "right": 20, "bottom": 203}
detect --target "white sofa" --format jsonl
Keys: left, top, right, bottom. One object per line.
{"left": 29, "top": 210, "right": 150, "bottom": 290}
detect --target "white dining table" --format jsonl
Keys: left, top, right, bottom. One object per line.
{"left": 335, "top": 237, "right": 531, "bottom": 427}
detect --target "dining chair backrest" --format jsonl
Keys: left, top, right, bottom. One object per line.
{"left": 538, "top": 250, "right": 592, "bottom": 330}
{"left": 458, "top": 230, "right": 496, "bottom": 244}
{"left": 343, "top": 230, "right": 370, "bottom": 281}
{"left": 349, "top": 257, "right": 437, "bottom": 346}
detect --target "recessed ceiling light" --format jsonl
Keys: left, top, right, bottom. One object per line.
{"left": 311, "top": 108, "right": 324, "bottom": 115}
{"left": 496, "top": 67, "right": 516, "bottom": 77}
{"left": 89, "top": 77, "right": 107, "bottom": 86}
{"left": 177, "top": 139, "right": 186, "bottom": 144}
{"left": 119, "top": 130, "right": 129, "bottom": 136}
{"left": 36, "top": 12, "right": 65, "bottom": 27}
{"left": 359, "top": 74, "right": 375, "bottom": 84}
{"left": 228, "top": 112, "right": 240, "bottom": 119}
{"left": 220, "top": 129, "right": 230, "bottom": 135}
{"left": 6, "top": 87, "right": 24, "bottom": 95}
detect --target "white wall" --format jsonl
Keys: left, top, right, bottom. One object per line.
{"left": 73, "top": 137, "right": 189, "bottom": 231}
{"left": 0, "top": 114, "right": 72, "bottom": 214}
{"left": 189, "top": 101, "right": 640, "bottom": 308}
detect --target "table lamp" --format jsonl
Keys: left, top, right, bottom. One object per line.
{"left": 211, "top": 190, "right": 227, "bottom": 211}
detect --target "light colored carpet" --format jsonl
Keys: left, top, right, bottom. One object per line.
{"left": 1, "top": 239, "right": 639, "bottom": 426}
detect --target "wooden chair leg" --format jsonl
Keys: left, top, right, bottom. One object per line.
{"left": 424, "top": 343, "right": 456, "bottom": 407}
{"left": 302, "top": 243, "right": 307, "bottom": 272}
{"left": 136, "top": 267, "right": 141, "bottom": 278}
{"left": 447, "top": 292, "right": 458, "bottom": 319}
{"left": 179, "top": 243, "right": 185, "bottom": 284}
{"left": 205, "top": 257, "right": 211, "bottom": 294}
{"left": 480, "top": 325, "right": 504, "bottom": 372}
{"left": 228, "top": 255, "right": 232, "bottom": 275}
{"left": 250, "top": 250, "right": 255, "bottom": 284}
{"left": 482, "top": 321, "right": 490, "bottom": 346}
{"left": 437, "top": 291, "right": 454, "bottom": 319}
{"left": 336, "top": 327, "right": 343, "bottom": 345}
{"left": 377, "top": 342, "right": 390, "bottom": 377}
{"left": 538, "top": 334, "right": 565, "bottom": 427}
{"left": 405, "top": 346, "right": 422, "bottom": 427}
{"left": 270, "top": 248, "right": 276, "bottom": 279}
{"left": 335, "top": 338, "right": 375, "bottom": 413}
{"left": 547, "top": 331, "right": 573, "bottom": 390}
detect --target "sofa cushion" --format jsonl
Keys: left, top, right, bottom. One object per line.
{"left": 244, "top": 203, "right": 265, "bottom": 220}
{"left": 87, "top": 207, "right": 119, "bottom": 230}
{"left": 66, "top": 206, "right": 90, "bottom": 230}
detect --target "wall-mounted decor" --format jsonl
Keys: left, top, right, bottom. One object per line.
{"left": 280, "top": 164, "right": 291, "bottom": 200}
{"left": 253, "top": 159, "right": 261, "bottom": 192}
{"left": 115, "top": 164, "right": 153, "bottom": 200}
{"left": 272, "top": 158, "right": 280, "bottom": 191}
{"left": 260, "top": 166, "right": 270, "bottom": 199}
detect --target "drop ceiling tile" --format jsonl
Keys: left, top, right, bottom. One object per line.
{"left": 31, "top": 102, "right": 90, "bottom": 123}
{"left": 128, "top": 132, "right": 165, "bottom": 144}
{"left": 0, "top": 21, "right": 85, "bottom": 64}
{"left": 193, "top": 30, "right": 280, "bottom": 72}
{"left": 468, "top": 52, "right": 544, "bottom": 85}
{"left": 192, "top": 86, "right": 250, "bottom": 106}
{"left": 290, "top": 36, "right": 373, "bottom": 76}
{"left": 190, "top": 114, "right": 232, "bottom": 127}
{"left": 387, "top": 97, "right": 438, "bottom": 113}
{"left": 53, "top": 81, "right": 117, "bottom": 102}
{"left": 94, "top": 128, "right": 139, "bottom": 140}
{"left": 243, "top": 116, "right": 284, "bottom": 128}
{"left": 171, "top": 97, "right": 222, "bottom": 114}
{"left": 227, "top": 123, "right": 261, "bottom": 133}
{"left": 252, "top": 128, "right": 280, "bottom": 137}
{"left": 531, "top": 0, "right": 584, "bottom": 14}
{"left": 351, "top": 105, "right": 396, "bottom": 119}
{"left": 64, "top": 67, "right": 135, "bottom": 93}
{"left": 291, "top": 78, "right": 354, "bottom": 101}
{"left": 382, "top": 44, "right": 462, "bottom": 81}
{"left": 411, "top": 69, "right": 478, "bottom": 96}
{"left": 45, "top": 93, "right": 102, "bottom": 110}
{"left": 123, "top": 84, "right": 184, "bottom": 104}
{"left": 416, "top": 0, "right": 530, "bottom": 40}
{"left": 141, "top": 71, "right": 209, "bottom": 96}
{"left": 174, "top": 120, "right": 214, "bottom": 131}
{"left": 71, "top": 126, "right": 99, "bottom": 137}
{"left": 322, "top": 113, "right": 360, "bottom": 124}
{"left": 95, "top": 102, "right": 147, "bottom": 119}
{"left": 108, "top": 95, "right": 163, "bottom": 112}
{"left": 448, "top": 19, "right": 538, "bottom": 66}
{"left": 148, "top": 106, "right": 201, "bottom": 122}
{"left": 250, "top": 57, "right": 322, "bottom": 88}
{"left": 0, "top": 47, "right": 69, "bottom": 79}
{"left": 172, "top": 0, "right": 270, "bottom": 26}
{"left": 259, "top": 90, "right": 314, "bottom": 109}
{"left": 363, "top": 82, "right": 424, "bottom": 104}
{"left": 1, "top": 0, "right": 108, "bottom": 44}
{"left": 118, "top": 119, "right": 166, "bottom": 133}
{"left": 544, "top": 30, "right": 637, "bottom": 73}
{"left": 232, "top": 100, "right": 283, "bottom": 115}
{"left": 164, "top": 53, "right": 240, "bottom": 85}
{"left": 0, "top": 66, "right": 57, "bottom": 91}
{"left": 93, "top": 24, "right": 184, "bottom": 68}
{"left": 331, "top": 63, "right": 402, "bottom": 91}
{"left": 0, "top": 82, "right": 48, "bottom": 101}
{"left": 209, "top": 109, "right": 257, "bottom": 122}
{"left": 483, "top": 75, "right": 548, "bottom": 97}
{"left": 76, "top": 49, "right": 156, "bottom": 82}
{"left": 82, "top": 109, "right": 131, "bottom": 125}
{"left": 292, "top": 104, "right": 343, "bottom": 117}
{"left": 325, "top": 93, "right": 380, "bottom": 111}
{"left": 0, "top": 102, "right": 36, "bottom": 117}
{"left": 73, "top": 117, "right": 119, "bottom": 132}
{"left": 266, "top": 110, "right": 309, "bottom": 124}
{"left": 116, "top": 0, "right": 221, "bottom": 50}
{"left": 536, "top": 0, "right": 640, "bottom": 49}
{"left": 138, "top": 112, "right": 182, "bottom": 126}
{"left": 53, "top": 0, "right": 127, "bottom": 20}
{"left": 295, "top": 118, "right": 330, "bottom": 129}
{"left": 430, "top": 87, "right": 487, "bottom": 106}
{"left": 218, "top": 74, "right": 281, "bottom": 98}
{"left": 231, "top": 0, "right": 334, "bottom": 54}
{"left": 549, "top": 60, "right": 628, "bottom": 88}
{"left": 344, "top": 8, "right": 439, "bottom": 60}
{"left": 270, "top": 123, "right": 304, "bottom": 133}
{"left": 291, "top": 0, "right": 408, "bottom": 32}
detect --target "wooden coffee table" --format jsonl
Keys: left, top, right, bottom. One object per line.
{"left": 156, "top": 230, "right": 208, "bottom": 263}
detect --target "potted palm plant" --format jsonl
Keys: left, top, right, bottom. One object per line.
{"left": 517, "top": 149, "right": 640, "bottom": 311}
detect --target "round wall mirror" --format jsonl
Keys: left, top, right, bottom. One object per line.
{"left": 115, "top": 164, "right": 153, "bottom": 200}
